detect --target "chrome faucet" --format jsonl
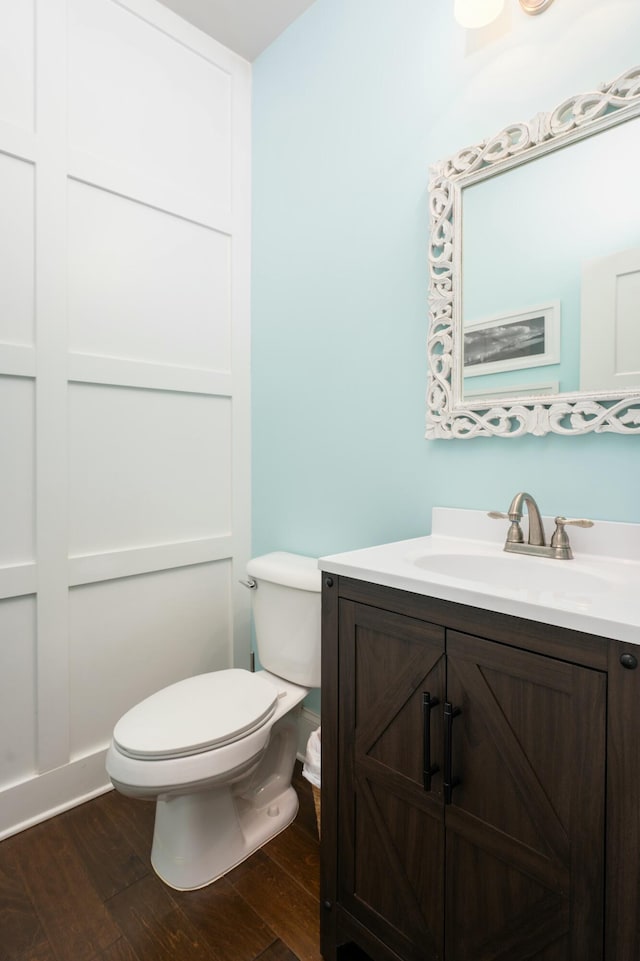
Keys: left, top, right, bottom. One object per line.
{"left": 489, "top": 492, "right": 593, "bottom": 560}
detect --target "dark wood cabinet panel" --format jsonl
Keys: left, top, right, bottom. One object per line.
{"left": 605, "top": 639, "right": 640, "bottom": 961}
{"left": 338, "top": 600, "right": 445, "bottom": 961}
{"left": 321, "top": 577, "right": 623, "bottom": 961}
{"left": 444, "top": 631, "right": 605, "bottom": 961}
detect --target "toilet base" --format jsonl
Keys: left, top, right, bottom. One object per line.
{"left": 150, "top": 713, "right": 300, "bottom": 890}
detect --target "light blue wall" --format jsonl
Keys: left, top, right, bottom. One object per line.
{"left": 252, "top": 0, "right": 640, "bottom": 711}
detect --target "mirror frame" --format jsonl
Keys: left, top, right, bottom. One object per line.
{"left": 426, "top": 65, "right": 640, "bottom": 439}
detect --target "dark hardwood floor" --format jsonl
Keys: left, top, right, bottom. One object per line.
{"left": 0, "top": 764, "right": 322, "bottom": 961}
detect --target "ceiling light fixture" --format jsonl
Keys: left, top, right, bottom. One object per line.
{"left": 519, "top": 0, "right": 555, "bottom": 12}
{"left": 454, "top": 0, "right": 505, "bottom": 29}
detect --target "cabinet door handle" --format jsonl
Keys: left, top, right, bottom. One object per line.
{"left": 422, "top": 692, "right": 440, "bottom": 791}
{"left": 444, "top": 701, "right": 461, "bottom": 805}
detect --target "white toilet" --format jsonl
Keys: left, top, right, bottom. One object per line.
{"left": 105, "top": 551, "right": 321, "bottom": 891}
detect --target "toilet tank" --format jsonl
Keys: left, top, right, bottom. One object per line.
{"left": 246, "top": 552, "right": 321, "bottom": 688}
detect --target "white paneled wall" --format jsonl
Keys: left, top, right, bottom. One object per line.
{"left": 0, "top": 0, "right": 251, "bottom": 838}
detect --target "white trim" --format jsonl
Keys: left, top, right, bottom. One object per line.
{"left": 0, "top": 748, "right": 112, "bottom": 841}
{"left": 0, "top": 564, "right": 37, "bottom": 600}
{"left": 0, "top": 122, "right": 37, "bottom": 164}
{"left": 229, "top": 59, "right": 252, "bottom": 670}
{"left": 0, "top": 0, "right": 252, "bottom": 838}
{"left": 34, "top": 0, "right": 71, "bottom": 774}
{"left": 68, "top": 536, "right": 233, "bottom": 587}
{"left": 0, "top": 711, "right": 324, "bottom": 841}
{"left": 0, "top": 344, "right": 37, "bottom": 378}
{"left": 67, "top": 157, "right": 233, "bottom": 235}
{"left": 112, "top": 0, "right": 249, "bottom": 70}
{"left": 68, "top": 353, "right": 233, "bottom": 396}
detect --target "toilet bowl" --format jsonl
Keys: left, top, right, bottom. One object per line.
{"left": 106, "top": 552, "right": 321, "bottom": 891}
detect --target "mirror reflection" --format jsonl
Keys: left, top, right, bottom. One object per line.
{"left": 461, "top": 117, "right": 640, "bottom": 403}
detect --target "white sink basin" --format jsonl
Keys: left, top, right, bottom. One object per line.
{"left": 319, "top": 509, "right": 640, "bottom": 646}
{"left": 410, "top": 551, "right": 613, "bottom": 596}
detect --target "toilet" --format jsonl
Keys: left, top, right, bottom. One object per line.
{"left": 105, "top": 551, "right": 321, "bottom": 891}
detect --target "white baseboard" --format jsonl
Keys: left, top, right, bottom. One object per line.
{"left": 297, "top": 706, "right": 320, "bottom": 763}
{"left": 0, "top": 748, "right": 113, "bottom": 841}
{"left": 1, "top": 709, "right": 322, "bottom": 841}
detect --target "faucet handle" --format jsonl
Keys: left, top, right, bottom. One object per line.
{"left": 488, "top": 510, "right": 524, "bottom": 544}
{"left": 553, "top": 516, "right": 594, "bottom": 529}
{"left": 550, "top": 516, "right": 594, "bottom": 557}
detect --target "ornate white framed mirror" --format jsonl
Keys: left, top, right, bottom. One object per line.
{"left": 426, "top": 65, "right": 640, "bottom": 438}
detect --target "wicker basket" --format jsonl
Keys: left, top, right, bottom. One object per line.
{"left": 312, "top": 784, "right": 321, "bottom": 839}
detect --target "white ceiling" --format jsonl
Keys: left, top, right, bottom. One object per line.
{"left": 156, "top": 0, "right": 317, "bottom": 61}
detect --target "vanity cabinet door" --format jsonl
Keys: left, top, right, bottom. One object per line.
{"left": 337, "top": 599, "right": 446, "bottom": 961}
{"left": 444, "top": 630, "right": 606, "bottom": 961}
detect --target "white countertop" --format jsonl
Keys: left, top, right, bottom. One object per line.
{"left": 319, "top": 508, "right": 640, "bottom": 646}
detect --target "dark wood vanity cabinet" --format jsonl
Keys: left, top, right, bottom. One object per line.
{"left": 320, "top": 576, "right": 640, "bottom": 961}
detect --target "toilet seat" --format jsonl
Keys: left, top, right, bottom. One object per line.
{"left": 113, "top": 669, "right": 278, "bottom": 761}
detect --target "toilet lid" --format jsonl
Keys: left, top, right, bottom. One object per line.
{"left": 113, "top": 669, "right": 279, "bottom": 760}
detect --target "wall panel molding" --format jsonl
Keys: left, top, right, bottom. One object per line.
{"left": 67, "top": 156, "right": 233, "bottom": 235}
{"left": 0, "top": 0, "right": 251, "bottom": 839}
{"left": 111, "top": 0, "right": 247, "bottom": 71}
{"left": 34, "top": 0, "right": 71, "bottom": 774}
{"left": 0, "top": 565, "right": 37, "bottom": 600}
{"left": 68, "top": 353, "right": 233, "bottom": 396}
{"left": 0, "top": 345, "right": 36, "bottom": 378}
{"left": 68, "top": 535, "right": 233, "bottom": 586}
{"left": 0, "top": 0, "right": 35, "bottom": 135}
{"left": 0, "top": 748, "right": 111, "bottom": 842}
{"left": 228, "top": 56, "right": 252, "bottom": 668}
{"left": 0, "top": 125, "right": 37, "bottom": 164}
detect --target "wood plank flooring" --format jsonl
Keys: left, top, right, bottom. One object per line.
{"left": 0, "top": 765, "right": 322, "bottom": 961}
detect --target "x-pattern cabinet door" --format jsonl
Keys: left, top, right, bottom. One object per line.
{"left": 337, "top": 601, "right": 607, "bottom": 961}
{"left": 338, "top": 600, "right": 446, "bottom": 961}
{"left": 444, "top": 631, "right": 606, "bottom": 961}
